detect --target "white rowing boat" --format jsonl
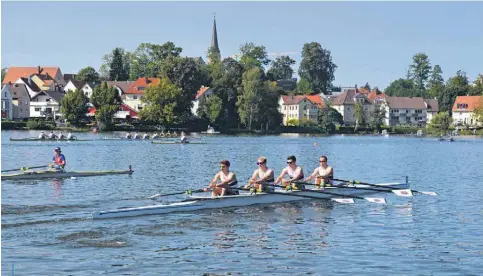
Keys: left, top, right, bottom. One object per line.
{"left": 92, "top": 180, "right": 409, "bottom": 219}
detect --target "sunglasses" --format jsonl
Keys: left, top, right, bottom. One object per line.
{"left": 219, "top": 165, "right": 226, "bottom": 168}
{"left": 320, "top": 160, "right": 327, "bottom": 163}
{"left": 256, "top": 161, "right": 266, "bottom": 165}
{"left": 287, "top": 161, "right": 293, "bottom": 164}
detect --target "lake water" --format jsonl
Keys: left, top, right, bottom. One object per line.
{"left": 1, "top": 130, "right": 483, "bottom": 275}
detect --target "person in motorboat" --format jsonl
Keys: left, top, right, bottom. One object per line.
{"left": 203, "top": 160, "right": 238, "bottom": 196}
{"left": 38, "top": 131, "right": 47, "bottom": 139}
{"left": 48, "top": 131, "right": 58, "bottom": 140}
{"left": 49, "top": 147, "right": 66, "bottom": 171}
{"left": 305, "top": 155, "right": 334, "bottom": 188}
{"left": 244, "top": 156, "right": 275, "bottom": 192}
{"left": 133, "top": 132, "right": 141, "bottom": 139}
{"left": 142, "top": 133, "right": 150, "bottom": 140}
{"left": 125, "top": 132, "right": 133, "bottom": 139}
{"left": 274, "top": 155, "right": 304, "bottom": 189}
{"left": 67, "top": 131, "right": 76, "bottom": 140}
{"left": 180, "top": 131, "right": 189, "bottom": 143}
{"left": 58, "top": 132, "right": 66, "bottom": 140}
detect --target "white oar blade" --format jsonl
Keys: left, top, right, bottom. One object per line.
{"left": 365, "top": 198, "right": 386, "bottom": 204}
{"left": 418, "top": 191, "right": 438, "bottom": 196}
{"left": 332, "top": 198, "right": 355, "bottom": 204}
{"left": 149, "top": 194, "right": 161, "bottom": 199}
{"left": 392, "top": 189, "right": 413, "bottom": 197}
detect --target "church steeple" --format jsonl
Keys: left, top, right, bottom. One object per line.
{"left": 209, "top": 14, "right": 221, "bottom": 63}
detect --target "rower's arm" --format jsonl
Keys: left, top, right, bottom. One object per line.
{"left": 274, "top": 168, "right": 287, "bottom": 184}
{"left": 306, "top": 168, "right": 319, "bottom": 182}
{"left": 248, "top": 170, "right": 258, "bottom": 184}
{"left": 209, "top": 173, "right": 220, "bottom": 186}
{"left": 218, "top": 172, "right": 236, "bottom": 186}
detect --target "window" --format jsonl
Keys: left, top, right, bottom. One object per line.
{"left": 46, "top": 98, "right": 50, "bottom": 102}
{"left": 35, "top": 108, "right": 41, "bottom": 111}
{"left": 284, "top": 106, "right": 286, "bottom": 110}
{"left": 139, "top": 87, "right": 145, "bottom": 91}
{"left": 133, "top": 95, "right": 138, "bottom": 100}
{"left": 4, "top": 92, "right": 6, "bottom": 98}
{"left": 14, "top": 92, "right": 17, "bottom": 96}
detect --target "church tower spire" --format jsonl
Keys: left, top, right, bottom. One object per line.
{"left": 209, "top": 13, "right": 221, "bottom": 63}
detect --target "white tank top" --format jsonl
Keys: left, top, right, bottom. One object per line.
{"left": 316, "top": 167, "right": 333, "bottom": 182}
{"left": 220, "top": 171, "right": 236, "bottom": 187}
{"left": 257, "top": 168, "right": 273, "bottom": 181}
{"left": 287, "top": 166, "right": 303, "bottom": 179}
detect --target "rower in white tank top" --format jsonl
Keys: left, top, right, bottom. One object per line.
{"left": 245, "top": 156, "right": 275, "bottom": 192}
{"left": 204, "top": 160, "right": 238, "bottom": 197}
{"left": 306, "top": 156, "right": 334, "bottom": 187}
{"left": 275, "top": 155, "right": 304, "bottom": 187}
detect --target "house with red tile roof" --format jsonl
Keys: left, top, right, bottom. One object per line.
{"left": 330, "top": 88, "right": 375, "bottom": 125}
{"left": 3, "top": 66, "right": 65, "bottom": 86}
{"left": 452, "top": 96, "right": 483, "bottom": 127}
{"left": 192, "top": 86, "right": 214, "bottom": 116}
{"left": 278, "top": 94, "right": 324, "bottom": 125}
{"left": 123, "top": 77, "right": 160, "bottom": 112}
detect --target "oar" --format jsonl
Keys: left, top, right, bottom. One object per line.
{"left": 241, "top": 184, "right": 386, "bottom": 204}
{"left": 293, "top": 181, "right": 414, "bottom": 197}
{"left": 230, "top": 187, "right": 359, "bottom": 202}
{"left": 149, "top": 189, "right": 205, "bottom": 199}
{"left": 1, "top": 165, "right": 48, "bottom": 173}
{"left": 333, "top": 178, "right": 438, "bottom": 196}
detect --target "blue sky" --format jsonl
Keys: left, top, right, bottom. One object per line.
{"left": 2, "top": 1, "right": 482, "bottom": 89}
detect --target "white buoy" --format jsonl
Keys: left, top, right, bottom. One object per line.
{"left": 71, "top": 177, "right": 77, "bottom": 180}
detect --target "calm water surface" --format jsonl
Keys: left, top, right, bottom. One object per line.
{"left": 1, "top": 130, "right": 483, "bottom": 275}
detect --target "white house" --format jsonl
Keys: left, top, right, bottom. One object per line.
{"left": 192, "top": 86, "right": 214, "bottom": 116}
{"left": 380, "top": 97, "right": 427, "bottom": 127}
{"left": 424, "top": 99, "right": 439, "bottom": 124}
{"left": 1, "top": 84, "right": 13, "bottom": 120}
{"left": 121, "top": 77, "right": 160, "bottom": 112}
{"left": 3, "top": 82, "right": 30, "bottom": 120}
{"left": 15, "top": 77, "right": 40, "bottom": 99}
{"left": 64, "top": 80, "right": 86, "bottom": 93}
{"left": 330, "top": 88, "right": 374, "bottom": 125}
{"left": 80, "top": 82, "right": 100, "bottom": 98}
{"left": 452, "top": 96, "right": 483, "bottom": 127}
{"left": 29, "top": 90, "right": 64, "bottom": 119}
{"left": 278, "top": 95, "right": 324, "bottom": 125}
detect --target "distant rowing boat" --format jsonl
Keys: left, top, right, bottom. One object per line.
{"left": 151, "top": 140, "right": 207, "bottom": 145}
{"left": 92, "top": 180, "right": 408, "bottom": 219}
{"left": 1, "top": 166, "right": 134, "bottom": 181}
{"left": 10, "top": 137, "right": 91, "bottom": 142}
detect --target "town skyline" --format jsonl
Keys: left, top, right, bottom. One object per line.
{"left": 2, "top": 1, "right": 483, "bottom": 89}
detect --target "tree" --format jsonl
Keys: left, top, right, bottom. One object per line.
{"left": 238, "top": 42, "right": 271, "bottom": 70}
{"left": 90, "top": 82, "right": 121, "bottom": 130}
{"left": 362, "top": 82, "right": 371, "bottom": 91}
{"left": 410, "top": 53, "right": 432, "bottom": 93}
{"left": 109, "top": 47, "right": 130, "bottom": 81}
{"left": 295, "top": 78, "right": 313, "bottom": 94}
{"left": 266, "top": 56, "right": 296, "bottom": 81}
{"left": 237, "top": 67, "right": 265, "bottom": 130}
{"left": 469, "top": 74, "right": 483, "bottom": 96}
{"left": 258, "top": 81, "right": 283, "bottom": 130}
{"left": 139, "top": 78, "right": 183, "bottom": 125}
{"left": 354, "top": 102, "right": 366, "bottom": 131}
{"left": 77, "top": 66, "right": 100, "bottom": 83}
{"left": 439, "top": 70, "right": 470, "bottom": 113}
{"left": 369, "top": 106, "right": 386, "bottom": 132}
{"left": 298, "top": 42, "right": 337, "bottom": 94}
{"left": 286, "top": 119, "right": 299, "bottom": 126}
{"left": 427, "top": 65, "right": 445, "bottom": 99}
{"left": 318, "top": 106, "right": 343, "bottom": 133}
{"left": 385, "top": 78, "right": 422, "bottom": 97}
{"left": 198, "top": 94, "right": 222, "bottom": 124}
{"left": 60, "top": 89, "right": 89, "bottom": 127}
{"left": 130, "top": 42, "right": 182, "bottom": 80}
{"left": 1, "top": 67, "right": 7, "bottom": 83}
{"left": 429, "top": 111, "right": 453, "bottom": 134}
{"left": 472, "top": 97, "right": 483, "bottom": 124}
{"left": 100, "top": 48, "right": 131, "bottom": 80}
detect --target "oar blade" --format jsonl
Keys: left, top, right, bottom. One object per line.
{"left": 417, "top": 191, "right": 438, "bottom": 196}
{"left": 392, "top": 189, "right": 413, "bottom": 197}
{"left": 365, "top": 197, "right": 386, "bottom": 204}
{"left": 149, "top": 194, "right": 161, "bottom": 199}
{"left": 332, "top": 198, "right": 355, "bottom": 204}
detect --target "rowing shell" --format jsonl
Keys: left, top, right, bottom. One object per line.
{"left": 1, "top": 166, "right": 134, "bottom": 181}
{"left": 151, "top": 141, "right": 207, "bottom": 144}
{"left": 92, "top": 181, "right": 408, "bottom": 219}
{"left": 9, "top": 138, "right": 91, "bottom": 142}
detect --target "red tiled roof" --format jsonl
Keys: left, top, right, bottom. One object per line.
{"left": 120, "top": 103, "right": 138, "bottom": 117}
{"left": 196, "top": 86, "right": 211, "bottom": 99}
{"left": 358, "top": 88, "right": 370, "bottom": 94}
{"left": 306, "top": 95, "right": 325, "bottom": 108}
{"left": 127, "top": 77, "right": 160, "bottom": 94}
{"left": 2, "top": 67, "right": 60, "bottom": 84}
{"left": 367, "top": 90, "right": 387, "bottom": 102}
{"left": 281, "top": 95, "right": 325, "bottom": 108}
{"left": 452, "top": 96, "right": 483, "bottom": 112}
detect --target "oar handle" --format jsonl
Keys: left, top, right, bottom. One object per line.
{"left": 264, "top": 183, "right": 366, "bottom": 200}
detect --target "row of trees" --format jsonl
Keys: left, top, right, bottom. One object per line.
{"left": 385, "top": 53, "right": 483, "bottom": 113}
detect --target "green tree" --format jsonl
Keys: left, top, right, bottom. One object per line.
{"left": 298, "top": 42, "right": 337, "bottom": 94}
{"left": 1, "top": 67, "right": 7, "bottom": 82}
{"left": 469, "top": 74, "right": 483, "bottom": 96}
{"left": 385, "top": 78, "right": 422, "bottom": 97}
{"left": 369, "top": 106, "right": 386, "bottom": 132}
{"left": 439, "top": 70, "right": 470, "bottom": 113}
{"left": 109, "top": 47, "right": 130, "bottom": 81}
{"left": 239, "top": 42, "right": 271, "bottom": 70}
{"left": 266, "top": 56, "right": 296, "bottom": 81}
{"left": 354, "top": 102, "right": 366, "bottom": 131}
{"left": 130, "top": 42, "right": 182, "bottom": 80}
{"left": 318, "top": 106, "right": 343, "bottom": 133}
{"left": 286, "top": 119, "right": 299, "bottom": 126}
{"left": 427, "top": 65, "right": 445, "bottom": 99}
{"left": 362, "top": 82, "right": 371, "bottom": 91}
{"left": 90, "top": 82, "right": 121, "bottom": 130}
{"left": 237, "top": 67, "right": 264, "bottom": 130}
{"left": 429, "top": 111, "right": 453, "bottom": 134}
{"left": 198, "top": 94, "right": 222, "bottom": 124}
{"left": 77, "top": 66, "right": 100, "bottom": 82}
{"left": 100, "top": 48, "right": 131, "bottom": 80}
{"left": 472, "top": 97, "right": 483, "bottom": 124}
{"left": 410, "top": 53, "right": 432, "bottom": 93}
{"left": 60, "top": 89, "right": 89, "bottom": 127}
{"left": 258, "top": 81, "right": 283, "bottom": 130}
{"left": 295, "top": 78, "right": 313, "bottom": 94}
{"left": 139, "top": 78, "right": 183, "bottom": 125}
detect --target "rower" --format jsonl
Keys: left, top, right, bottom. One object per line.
{"left": 143, "top": 133, "right": 150, "bottom": 140}
{"left": 305, "top": 155, "right": 333, "bottom": 188}
{"left": 48, "top": 131, "right": 58, "bottom": 140}
{"left": 125, "top": 132, "right": 132, "bottom": 139}
{"left": 203, "top": 160, "right": 238, "bottom": 196}
{"left": 58, "top": 131, "right": 66, "bottom": 140}
{"left": 166, "top": 130, "right": 171, "bottom": 137}
{"left": 38, "top": 131, "right": 47, "bottom": 139}
{"left": 244, "top": 156, "right": 275, "bottom": 192}
{"left": 159, "top": 130, "right": 165, "bottom": 137}
{"left": 67, "top": 131, "right": 76, "bottom": 140}
{"left": 152, "top": 132, "right": 159, "bottom": 139}
{"left": 274, "top": 155, "right": 305, "bottom": 189}
{"left": 50, "top": 147, "right": 66, "bottom": 171}
{"left": 134, "top": 132, "right": 140, "bottom": 139}
{"left": 180, "top": 131, "right": 188, "bottom": 143}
